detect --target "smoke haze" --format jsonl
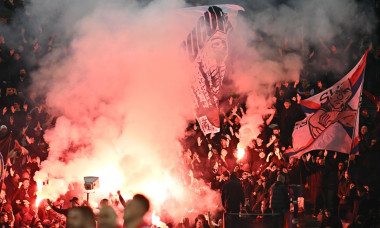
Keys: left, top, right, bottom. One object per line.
{"left": 30, "top": 0, "right": 223, "bottom": 221}
{"left": 1, "top": 0, "right": 374, "bottom": 223}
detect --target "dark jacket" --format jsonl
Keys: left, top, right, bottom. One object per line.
{"left": 51, "top": 205, "right": 69, "bottom": 216}
{"left": 221, "top": 173, "right": 245, "bottom": 213}
{"left": 287, "top": 159, "right": 306, "bottom": 185}
{"left": 270, "top": 181, "right": 290, "bottom": 211}
{"left": 337, "top": 178, "right": 356, "bottom": 204}
{"left": 320, "top": 215, "right": 343, "bottom": 228}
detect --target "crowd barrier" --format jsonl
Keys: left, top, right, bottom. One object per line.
{"left": 223, "top": 212, "right": 293, "bottom": 228}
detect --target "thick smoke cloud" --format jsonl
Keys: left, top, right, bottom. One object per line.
{"left": 27, "top": 0, "right": 222, "bottom": 222}
{"left": 2, "top": 0, "right": 374, "bottom": 223}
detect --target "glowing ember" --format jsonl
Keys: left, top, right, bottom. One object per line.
{"left": 237, "top": 146, "right": 245, "bottom": 161}
{"left": 152, "top": 210, "right": 168, "bottom": 228}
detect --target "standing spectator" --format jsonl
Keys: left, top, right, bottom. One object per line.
{"left": 269, "top": 174, "right": 290, "bottom": 228}
{"left": 194, "top": 214, "right": 210, "bottom": 228}
{"left": 4, "top": 171, "right": 19, "bottom": 203}
{"left": 277, "top": 99, "right": 305, "bottom": 148}
{"left": 1, "top": 204, "right": 14, "bottom": 228}
{"left": 0, "top": 36, "right": 11, "bottom": 83}
{"left": 97, "top": 205, "right": 118, "bottom": 228}
{"left": 314, "top": 80, "right": 326, "bottom": 94}
{"left": 67, "top": 206, "right": 96, "bottom": 228}
{"left": 251, "top": 176, "right": 267, "bottom": 215}
{"left": 241, "top": 172, "right": 254, "bottom": 212}
{"left": 359, "top": 126, "right": 371, "bottom": 154}
{"left": 360, "top": 109, "right": 373, "bottom": 129}
{"left": 12, "top": 178, "right": 36, "bottom": 209}
{"left": 337, "top": 162, "right": 345, "bottom": 182}
{"left": 47, "top": 197, "right": 80, "bottom": 217}
{"left": 286, "top": 156, "right": 305, "bottom": 223}
{"left": 353, "top": 185, "right": 370, "bottom": 219}
{"left": 123, "top": 194, "right": 150, "bottom": 228}
{"left": 221, "top": 173, "right": 244, "bottom": 228}
{"left": 0, "top": 212, "right": 12, "bottom": 228}
{"left": 296, "top": 79, "right": 315, "bottom": 99}
{"left": 14, "top": 203, "right": 35, "bottom": 228}
{"left": 306, "top": 154, "right": 327, "bottom": 217}
{"left": 337, "top": 171, "right": 356, "bottom": 222}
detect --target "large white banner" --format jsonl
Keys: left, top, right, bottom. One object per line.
{"left": 285, "top": 52, "right": 368, "bottom": 158}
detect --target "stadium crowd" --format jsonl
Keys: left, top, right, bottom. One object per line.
{"left": 0, "top": 0, "right": 379, "bottom": 228}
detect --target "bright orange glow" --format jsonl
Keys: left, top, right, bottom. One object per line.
{"left": 152, "top": 210, "right": 168, "bottom": 228}
{"left": 237, "top": 147, "right": 245, "bottom": 161}
{"left": 35, "top": 180, "right": 43, "bottom": 207}
{"left": 94, "top": 164, "right": 124, "bottom": 195}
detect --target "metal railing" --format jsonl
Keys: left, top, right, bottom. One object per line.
{"left": 223, "top": 212, "right": 292, "bottom": 228}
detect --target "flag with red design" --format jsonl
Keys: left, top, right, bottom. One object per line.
{"left": 285, "top": 51, "right": 367, "bottom": 158}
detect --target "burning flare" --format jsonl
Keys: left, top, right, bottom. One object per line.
{"left": 152, "top": 210, "right": 168, "bottom": 228}
{"left": 35, "top": 180, "right": 44, "bottom": 208}
{"left": 237, "top": 146, "right": 245, "bottom": 161}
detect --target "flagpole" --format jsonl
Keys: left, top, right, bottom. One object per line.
{"left": 347, "top": 54, "right": 367, "bottom": 169}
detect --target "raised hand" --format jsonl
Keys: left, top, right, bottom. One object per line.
{"left": 208, "top": 151, "right": 213, "bottom": 160}
{"left": 306, "top": 153, "right": 311, "bottom": 162}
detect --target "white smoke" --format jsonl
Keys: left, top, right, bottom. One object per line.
{"left": 7, "top": 0, "right": 373, "bottom": 223}
{"left": 31, "top": 0, "right": 222, "bottom": 222}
